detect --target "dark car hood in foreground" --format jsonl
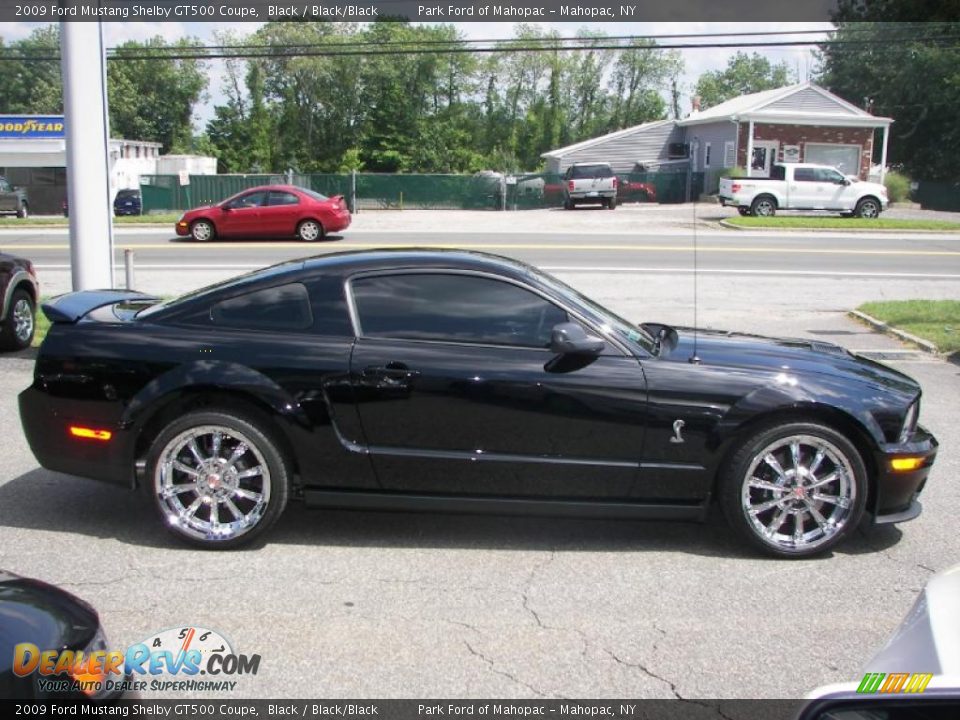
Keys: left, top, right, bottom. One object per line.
{"left": 0, "top": 573, "right": 99, "bottom": 676}
{"left": 659, "top": 326, "right": 920, "bottom": 396}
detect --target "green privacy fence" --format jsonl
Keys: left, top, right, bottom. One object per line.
{"left": 915, "top": 181, "right": 960, "bottom": 212}
{"left": 140, "top": 171, "right": 705, "bottom": 213}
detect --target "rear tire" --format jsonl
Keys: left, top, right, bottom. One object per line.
{"left": 145, "top": 409, "right": 290, "bottom": 549}
{"left": 564, "top": 198, "right": 574, "bottom": 210}
{"left": 297, "top": 219, "right": 324, "bottom": 242}
{"left": 16, "top": 202, "right": 28, "bottom": 219}
{"left": 0, "top": 288, "right": 35, "bottom": 351}
{"left": 719, "top": 421, "right": 867, "bottom": 558}
{"left": 608, "top": 196, "right": 617, "bottom": 210}
{"left": 750, "top": 195, "right": 777, "bottom": 217}
{"left": 190, "top": 219, "right": 215, "bottom": 242}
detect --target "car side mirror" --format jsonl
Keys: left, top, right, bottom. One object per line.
{"left": 550, "top": 322, "right": 605, "bottom": 355}
{"left": 842, "top": 178, "right": 851, "bottom": 186}
{"left": 222, "top": 204, "right": 233, "bottom": 211}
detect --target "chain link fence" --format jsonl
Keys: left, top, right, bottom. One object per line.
{"left": 140, "top": 171, "right": 705, "bottom": 214}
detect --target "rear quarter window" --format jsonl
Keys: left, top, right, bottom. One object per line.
{"left": 211, "top": 283, "right": 313, "bottom": 331}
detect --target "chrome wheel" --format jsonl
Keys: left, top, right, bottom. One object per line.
{"left": 191, "top": 221, "right": 213, "bottom": 242}
{"left": 297, "top": 220, "right": 322, "bottom": 242}
{"left": 741, "top": 434, "right": 856, "bottom": 554}
{"left": 12, "top": 297, "right": 34, "bottom": 344}
{"left": 154, "top": 425, "right": 271, "bottom": 543}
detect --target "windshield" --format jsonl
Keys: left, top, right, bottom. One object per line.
{"left": 570, "top": 165, "right": 614, "bottom": 179}
{"left": 300, "top": 188, "right": 329, "bottom": 201}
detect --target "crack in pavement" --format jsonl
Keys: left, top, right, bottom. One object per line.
{"left": 604, "top": 648, "right": 682, "bottom": 700}
{"left": 463, "top": 640, "right": 549, "bottom": 698}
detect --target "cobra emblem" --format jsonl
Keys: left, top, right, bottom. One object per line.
{"left": 670, "top": 419, "right": 685, "bottom": 444}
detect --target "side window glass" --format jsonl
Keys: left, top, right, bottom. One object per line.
{"left": 269, "top": 191, "right": 299, "bottom": 206}
{"left": 352, "top": 274, "right": 568, "bottom": 348}
{"left": 211, "top": 283, "right": 313, "bottom": 331}
{"left": 229, "top": 191, "right": 267, "bottom": 209}
{"left": 794, "top": 169, "right": 816, "bottom": 182}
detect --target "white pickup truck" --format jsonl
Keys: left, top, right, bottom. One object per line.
{"left": 563, "top": 163, "right": 618, "bottom": 210}
{"left": 719, "top": 163, "right": 888, "bottom": 218}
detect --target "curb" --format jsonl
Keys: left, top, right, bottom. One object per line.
{"left": 718, "top": 219, "right": 960, "bottom": 234}
{"left": 848, "top": 310, "right": 940, "bottom": 355}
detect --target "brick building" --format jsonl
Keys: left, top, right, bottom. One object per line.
{"left": 543, "top": 83, "right": 893, "bottom": 195}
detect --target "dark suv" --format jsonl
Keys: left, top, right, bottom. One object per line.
{"left": 0, "top": 176, "right": 29, "bottom": 218}
{"left": 0, "top": 252, "right": 39, "bottom": 351}
{"left": 113, "top": 188, "right": 142, "bottom": 216}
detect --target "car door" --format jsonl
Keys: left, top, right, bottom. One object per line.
{"left": 259, "top": 190, "right": 301, "bottom": 237}
{"left": 346, "top": 271, "right": 650, "bottom": 500}
{"left": 789, "top": 167, "right": 820, "bottom": 208}
{"left": 219, "top": 190, "right": 268, "bottom": 236}
{"left": 816, "top": 167, "right": 851, "bottom": 210}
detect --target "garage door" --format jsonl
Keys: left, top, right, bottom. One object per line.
{"left": 805, "top": 144, "right": 861, "bottom": 176}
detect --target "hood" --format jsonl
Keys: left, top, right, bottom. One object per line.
{"left": 657, "top": 326, "right": 919, "bottom": 397}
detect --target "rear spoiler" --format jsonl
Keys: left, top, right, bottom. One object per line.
{"left": 42, "top": 289, "right": 159, "bottom": 324}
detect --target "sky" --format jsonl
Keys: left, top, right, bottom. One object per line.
{"left": 0, "top": 20, "right": 834, "bottom": 129}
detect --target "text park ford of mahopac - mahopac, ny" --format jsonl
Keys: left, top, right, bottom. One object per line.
{"left": 719, "top": 163, "right": 889, "bottom": 218}
{"left": 18, "top": 250, "right": 937, "bottom": 557}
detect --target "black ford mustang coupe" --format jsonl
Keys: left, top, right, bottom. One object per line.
{"left": 19, "top": 250, "right": 937, "bottom": 557}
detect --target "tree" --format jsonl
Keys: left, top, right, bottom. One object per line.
{"left": 694, "top": 52, "right": 793, "bottom": 110}
{"left": 608, "top": 40, "right": 680, "bottom": 129}
{"left": 0, "top": 25, "right": 63, "bottom": 114}
{"left": 818, "top": 10, "right": 960, "bottom": 181}
{"left": 107, "top": 37, "right": 208, "bottom": 152}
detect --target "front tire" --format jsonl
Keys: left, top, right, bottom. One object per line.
{"left": 190, "top": 219, "right": 215, "bottom": 242}
{"left": 0, "top": 288, "right": 35, "bottom": 351}
{"left": 146, "top": 410, "right": 290, "bottom": 549}
{"left": 16, "top": 202, "right": 28, "bottom": 219}
{"left": 297, "top": 219, "right": 324, "bottom": 242}
{"left": 750, "top": 195, "right": 777, "bottom": 217}
{"left": 854, "top": 197, "right": 881, "bottom": 218}
{"left": 719, "top": 422, "right": 867, "bottom": 558}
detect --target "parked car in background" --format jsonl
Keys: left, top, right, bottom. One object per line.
{"left": 0, "top": 251, "right": 38, "bottom": 351}
{"left": 563, "top": 163, "right": 618, "bottom": 209}
{"left": 113, "top": 188, "right": 142, "bottom": 216}
{"left": 0, "top": 570, "right": 135, "bottom": 699}
{"left": 175, "top": 185, "right": 351, "bottom": 242}
{"left": 800, "top": 563, "right": 960, "bottom": 718}
{"left": 0, "top": 176, "right": 29, "bottom": 218}
{"left": 618, "top": 178, "right": 658, "bottom": 204}
{"left": 20, "top": 250, "right": 936, "bottom": 555}
{"left": 719, "top": 163, "right": 888, "bottom": 218}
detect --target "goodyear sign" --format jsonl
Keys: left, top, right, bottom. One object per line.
{"left": 0, "top": 116, "right": 65, "bottom": 139}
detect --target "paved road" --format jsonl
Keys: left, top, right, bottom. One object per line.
{"left": 2, "top": 227, "right": 960, "bottom": 279}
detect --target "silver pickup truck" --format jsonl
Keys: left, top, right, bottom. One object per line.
{"left": 564, "top": 163, "right": 618, "bottom": 210}
{"left": 0, "top": 176, "right": 29, "bottom": 218}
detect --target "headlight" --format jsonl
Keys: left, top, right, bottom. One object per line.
{"left": 899, "top": 400, "right": 919, "bottom": 443}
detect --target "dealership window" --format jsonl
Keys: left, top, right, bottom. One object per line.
{"left": 804, "top": 143, "right": 861, "bottom": 176}
{"left": 352, "top": 273, "right": 568, "bottom": 348}
{"left": 704, "top": 143, "right": 711, "bottom": 168}
{"left": 724, "top": 141, "right": 735, "bottom": 168}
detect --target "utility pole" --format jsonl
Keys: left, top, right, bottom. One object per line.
{"left": 61, "top": 21, "right": 114, "bottom": 290}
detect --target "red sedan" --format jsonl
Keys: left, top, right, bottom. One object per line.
{"left": 175, "top": 185, "right": 351, "bottom": 242}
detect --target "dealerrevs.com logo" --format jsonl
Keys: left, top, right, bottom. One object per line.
{"left": 13, "top": 626, "right": 260, "bottom": 695}
{"left": 857, "top": 672, "right": 933, "bottom": 694}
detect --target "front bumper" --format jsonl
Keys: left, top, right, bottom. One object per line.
{"left": 872, "top": 424, "right": 938, "bottom": 523}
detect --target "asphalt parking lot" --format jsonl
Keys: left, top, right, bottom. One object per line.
{"left": 1, "top": 275, "right": 958, "bottom": 700}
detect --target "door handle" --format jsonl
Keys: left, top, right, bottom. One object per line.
{"left": 363, "top": 363, "right": 421, "bottom": 381}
